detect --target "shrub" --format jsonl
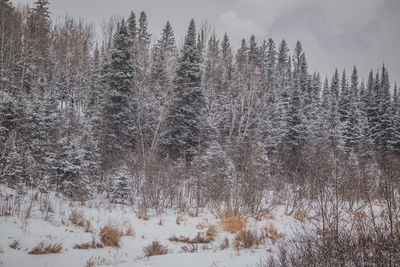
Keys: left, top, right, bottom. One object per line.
{"left": 294, "top": 208, "right": 308, "bottom": 223}
{"left": 143, "top": 241, "right": 168, "bottom": 257}
{"left": 169, "top": 232, "right": 213, "bottom": 244}
{"left": 69, "top": 209, "right": 93, "bottom": 232}
{"left": 28, "top": 241, "right": 63, "bottom": 254}
{"left": 73, "top": 238, "right": 104, "bottom": 249}
{"left": 206, "top": 225, "right": 217, "bottom": 240}
{"left": 219, "top": 237, "right": 230, "bottom": 250}
{"left": 220, "top": 215, "right": 247, "bottom": 233}
{"left": 100, "top": 225, "right": 122, "bottom": 247}
{"left": 263, "top": 223, "right": 282, "bottom": 244}
{"left": 234, "top": 229, "right": 261, "bottom": 250}
{"left": 181, "top": 244, "right": 198, "bottom": 253}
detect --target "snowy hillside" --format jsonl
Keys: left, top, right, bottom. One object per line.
{"left": 0, "top": 185, "right": 300, "bottom": 267}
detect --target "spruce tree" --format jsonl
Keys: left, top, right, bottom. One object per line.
{"left": 161, "top": 19, "right": 206, "bottom": 161}
{"left": 102, "top": 20, "right": 136, "bottom": 164}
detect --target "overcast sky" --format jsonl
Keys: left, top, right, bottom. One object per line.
{"left": 15, "top": 0, "right": 400, "bottom": 84}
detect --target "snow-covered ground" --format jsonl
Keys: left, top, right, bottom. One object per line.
{"left": 0, "top": 185, "right": 378, "bottom": 267}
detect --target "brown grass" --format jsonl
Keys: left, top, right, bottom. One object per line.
{"left": 143, "top": 241, "right": 168, "bottom": 257}
{"left": 263, "top": 223, "right": 282, "bottom": 244}
{"left": 124, "top": 224, "right": 135, "bottom": 237}
{"left": 169, "top": 232, "right": 213, "bottom": 244}
{"left": 69, "top": 209, "right": 93, "bottom": 233}
{"left": 294, "top": 208, "right": 308, "bottom": 223}
{"left": 206, "top": 225, "right": 217, "bottom": 240}
{"left": 233, "top": 229, "right": 261, "bottom": 250}
{"left": 84, "top": 256, "right": 108, "bottom": 267}
{"left": 220, "top": 215, "right": 247, "bottom": 234}
{"left": 28, "top": 241, "right": 63, "bottom": 254}
{"left": 100, "top": 225, "right": 123, "bottom": 247}
{"left": 264, "top": 214, "right": 275, "bottom": 220}
{"left": 73, "top": 238, "right": 104, "bottom": 249}
{"left": 9, "top": 240, "right": 19, "bottom": 249}
{"left": 137, "top": 207, "right": 150, "bottom": 221}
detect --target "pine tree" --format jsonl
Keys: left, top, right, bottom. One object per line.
{"left": 375, "top": 65, "right": 392, "bottom": 150}
{"left": 0, "top": 93, "right": 16, "bottom": 152}
{"left": 221, "top": 33, "right": 233, "bottom": 86}
{"left": 110, "top": 165, "right": 133, "bottom": 205}
{"left": 87, "top": 45, "right": 101, "bottom": 117}
{"left": 161, "top": 19, "right": 206, "bottom": 161}
{"left": 266, "top": 38, "right": 277, "bottom": 95}
{"left": 150, "top": 21, "right": 176, "bottom": 86}
{"left": 391, "top": 83, "right": 400, "bottom": 153}
{"left": 328, "top": 69, "right": 341, "bottom": 146}
{"left": 136, "top": 11, "right": 151, "bottom": 81}
{"left": 102, "top": 20, "right": 136, "bottom": 164}
{"left": 0, "top": 136, "right": 23, "bottom": 189}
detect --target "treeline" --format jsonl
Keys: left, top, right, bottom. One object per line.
{"left": 0, "top": 0, "right": 399, "bottom": 214}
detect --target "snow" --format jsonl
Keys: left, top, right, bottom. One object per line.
{"left": 0, "top": 185, "right": 378, "bottom": 267}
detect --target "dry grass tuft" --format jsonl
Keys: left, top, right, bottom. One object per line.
{"left": 263, "top": 223, "right": 282, "bottom": 244}
{"left": 84, "top": 256, "right": 108, "bottom": 267}
{"left": 219, "top": 237, "right": 230, "bottom": 250}
{"left": 100, "top": 225, "right": 123, "bottom": 247}
{"left": 69, "top": 209, "right": 93, "bottom": 233}
{"left": 233, "top": 229, "right": 261, "bottom": 250}
{"left": 124, "top": 224, "right": 135, "bottom": 237}
{"left": 9, "top": 240, "right": 19, "bottom": 249}
{"left": 176, "top": 215, "right": 184, "bottom": 225}
{"left": 73, "top": 238, "right": 104, "bottom": 249}
{"left": 220, "top": 215, "right": 247, "bottom": 234}
{"left": 206, "top": 224, "right": 217, "bottom": 240}
{"left": 28, "top": 241, "right": 63, "bottom": 254}
{"left": 294, "top": 208, "right": 308, "bottom": 223}
{"left": 264, "top": 214, "right": 275, "bottom": 220}
{"left": 181, "top": 244, "right": 198, "bottom": 253}
{"left": 143, "top": 241, "right": 168, "bottom": 257}
{"left": 137, "top": 207, "right": 150, "bottom": 221}
{"left": 347, "top": 209, "right": 367, "bottom": 222}
{"left": 169, "top": 231, "right": 214, "bottom": 244}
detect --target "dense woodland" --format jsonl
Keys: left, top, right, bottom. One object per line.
{"left": 1, "top": 1, "right": 400, "bottom": 264}
{"left": 0, "top": 0, "right": 399, "bottom": 209}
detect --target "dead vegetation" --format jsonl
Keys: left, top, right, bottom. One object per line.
{"left": 206, "top": 224, "right": 217, "bottom": 240}
{"left": 9, "top": 240, "right": 19, "bottom": 249}
{"left": 181, "top": 244, "right": 198, "bottom": 253}
{"left": 234, "top": 229, "right": 262, "bottom": 250}
{"left": 69, "top": 209, "right": 93, "bottom": 233}
{"left": 73, "top": 238, "right": 104, "bottom": 249}
{"left": 176, "top": 215, "right": 184, "bottom": 225}
{"left": 100, "top": 225, "right": 123, "bottom": 247}
{"left": 28, "top": 241, "right": 63, "bottom": 254}
{"left": 219, "top": 237, "right": 230, "bottom": 250}
{"left": 143, "top": 241, "right": 168, "bottom": 257}
{"left": 262, "top": 223, "right": 282, "bottom": 244}
{"left": 293, "top": 207, "right": 308, "bottom": 223}
{"left": 169, "top": 232, "right": 212, "bottom": 244}
{"left": 84, "top": 256, "right": 108, "bottom": 267}
{"left": 137, "top": 206, "right": 150, "bottom": 221}
{"left": 220, "top": 215, "right": 247, "bottom": 233}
